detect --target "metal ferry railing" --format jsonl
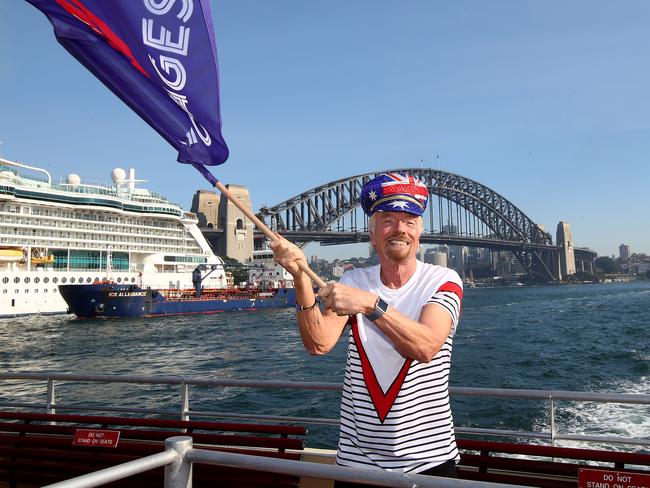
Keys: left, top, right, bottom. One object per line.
{"left": 0, "top": 372, "right": 649, "bottom": 449}
{"left": 42, "top": 435, "right": 526, "bottom": 488}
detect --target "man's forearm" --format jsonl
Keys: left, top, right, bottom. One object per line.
{"left": 293, "top": 272, "right": 317, "bottom": 308}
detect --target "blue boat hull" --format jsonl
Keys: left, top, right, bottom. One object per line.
{"left": 59, "top": 284, "right": 296, "bottom": 318}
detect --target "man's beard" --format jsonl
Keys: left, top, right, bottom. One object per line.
{"left": 383, "top": 233, "right": 413, "bottom": 263}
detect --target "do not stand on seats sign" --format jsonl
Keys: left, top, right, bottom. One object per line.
{"left": 72, "top": 429, "right": 120, "bottom": 448}
{"left": 579, "top": 469, "right": 650, "bottom": 488}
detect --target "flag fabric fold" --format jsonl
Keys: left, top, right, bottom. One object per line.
{"left": 27, "top": 0, "right": 229, "bottom": 168}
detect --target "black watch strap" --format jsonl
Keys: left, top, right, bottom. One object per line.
{"left": 365, "top": 297, "right": 388, "bottom": 321}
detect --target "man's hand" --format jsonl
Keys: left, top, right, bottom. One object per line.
{"left": 318, "top": 282, "right": 376, "bottom": 317}
{"left": 270, "top": 236, "right": 307, "bottom": 278}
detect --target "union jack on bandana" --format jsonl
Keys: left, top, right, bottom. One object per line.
{"left": 360, "top": 173, "right": 429, "bottom": 217}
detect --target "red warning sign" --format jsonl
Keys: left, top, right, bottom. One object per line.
{"left": 72, "top": 429, "right": 120, "bottom": 448}
{"left": 579, "top": 469, "right": 650, "bottom": 488}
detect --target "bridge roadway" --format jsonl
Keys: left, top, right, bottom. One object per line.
{"left": 202, "top": 227, "right": 595, "bottom": 278}
{"left": 252, "top": 230, "right": 561, "bottom": 252}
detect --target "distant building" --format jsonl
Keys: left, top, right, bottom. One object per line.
{"left": 424, "top": 247, "right": 449, "bottom": 268}
{"left": 332, "top": 264, "right": 345, "bottom": 278}
{"left": 619, "top": 244, "right": 630, "bottom": 261}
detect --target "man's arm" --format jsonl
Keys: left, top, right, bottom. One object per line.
{"left": 322, "top": 284, "right": 454, "bottom": 363}
{"left": 372, "top": 303, "right": 453, "bottom": 362}
{"left": 270, "top": 237, "right": 348, "bottom": 355}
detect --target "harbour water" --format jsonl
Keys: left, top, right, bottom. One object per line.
{"left": 0, "top": 281, "right": 648, "bottom": 448}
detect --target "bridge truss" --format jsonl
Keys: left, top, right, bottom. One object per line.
{"left": 257, "top": 169, "right": 560, "bottom": 280}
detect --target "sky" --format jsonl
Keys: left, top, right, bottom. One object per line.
{"left": 1, "top": 1, "right": 650, "bottom": 260}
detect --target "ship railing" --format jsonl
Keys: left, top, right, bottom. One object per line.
{"left": 43, "top": 435, "right": 525, "bottom": 488}
{"left": 0, "top": 372, "right": 649, "bottom": 450}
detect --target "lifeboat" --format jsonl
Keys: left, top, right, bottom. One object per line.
{"left": 30, "top": 248, "right": 54, "bottom": 265}
{"left": 31, "top": 255, "right": 55, "bottom": 265}
{"left": 0, "top": 248, "right": 24, "bottom": 263}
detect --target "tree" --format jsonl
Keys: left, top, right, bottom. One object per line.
{"left": 594, "top": 256, "right": 620, "bottom": 274}
{"left": 221, "top": 257, "right": 249, "bottom": 285}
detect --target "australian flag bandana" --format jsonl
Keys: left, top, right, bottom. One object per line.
{"left": 360, "top": 173, "right": 429, "bottom": 217}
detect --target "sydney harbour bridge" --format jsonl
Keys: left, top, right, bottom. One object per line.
{"left": 202, "top": 169, "right": 596, "bottom": 281}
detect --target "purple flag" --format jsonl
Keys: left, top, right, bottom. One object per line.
{"left": 26, "top": 0, "right": 228, "bottom": 180}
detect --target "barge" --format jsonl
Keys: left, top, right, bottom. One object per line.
{"left": 59, "top": 282, "right": 296, "bottom": 318}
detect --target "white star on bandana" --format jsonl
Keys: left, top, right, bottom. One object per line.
{"left": 368, "top": 190, "right": 378, "bottom": 201}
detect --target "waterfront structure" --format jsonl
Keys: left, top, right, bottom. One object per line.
{"left": 574, "top": 248, "right": 596, "bottom": 274}
{"left": 191, "top": 186, "right": 254, "bottom": 263}
{"left": 0, "top": 158, "right": 227, "bottom": 317}
{"left": 619, "top": 244, "right": 630, "bottom": 261}
{"left": 556, "top": 221, "right": 576, "bottom": 278}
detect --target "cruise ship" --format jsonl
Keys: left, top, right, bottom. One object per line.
{"left": 0, "top": 157, "right": 229, "bottom": 317}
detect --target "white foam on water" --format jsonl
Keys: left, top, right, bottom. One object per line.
{"left": 532, "top": 376, "right": 650, "bottom": 451}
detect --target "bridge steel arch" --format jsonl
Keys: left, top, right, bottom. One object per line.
{"left": 258, "top": 169, "right": 559, "bottom": 280}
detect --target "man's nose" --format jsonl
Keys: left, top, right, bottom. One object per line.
{"left": 395, "top": 220, "right": 409, "bottom": 231}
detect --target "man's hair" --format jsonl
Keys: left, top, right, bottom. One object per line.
{"left": 368, "top": 214, "right": 424, "bottom": 235}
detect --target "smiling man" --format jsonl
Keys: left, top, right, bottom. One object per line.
{"left": 271, "top": 173, "right": 463, "bottom": 486}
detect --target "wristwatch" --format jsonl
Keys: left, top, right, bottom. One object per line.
{"left": 365, "top": 297, "right": 388, "bottom": 321}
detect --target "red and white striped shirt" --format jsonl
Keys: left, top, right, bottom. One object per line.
{"left": 336, "top": 261, "right": 463, "bottom": 473}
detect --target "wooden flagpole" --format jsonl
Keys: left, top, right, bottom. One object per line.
{"left": 213, "top": 181, "right": 327, "bottom": 289}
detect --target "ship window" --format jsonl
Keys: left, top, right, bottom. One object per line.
{"left": 2, "top": 290, "right": 6, "bottom": 294}
{"left": 53, "top": 288, "right": 57, "bottom": 293}
{"left": 86, "top": 277, "right": 92, "bottom": 283}
{"left": 24, "top": 289, "right": 29, "bottom": 294}
{"left": 44, "top": 289, "right": 48, "bottom": 293}
{"left": 14, "top": 277, "right": 19, "bottom": 283}
{"left": 15, "top": 289, "right": 19, "bottom": 294}
{"left": 53, "top": 277, "right": 58, "bottom": 284}
{"left": 34, "top": 289, "right": 38, "bottom": 293}
{"left": 131, "top": 278, "right": 136, "bottom": 283}
{"left": 2, "top": 277, "right": 7, "bottom": 284}
{"left": 61, "top": 277, "right": 67, "bottom": 284}
{"left": 117, "top": 277, "right": 122, "bottom": 283}
{"left": 44, "top": 277, "right": 49, "bottom": 283}
{"left": 34, "top": 277, "right": 40, "bottom": 284}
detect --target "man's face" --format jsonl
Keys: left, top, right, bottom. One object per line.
{"left": 370, "top": 211, "right": 421, "bottom": 264}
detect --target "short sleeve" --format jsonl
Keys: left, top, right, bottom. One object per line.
{"left": 427, "top": 271, "right": 463, "bottom": 337}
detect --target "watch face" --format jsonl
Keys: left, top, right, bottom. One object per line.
{"left": 377, "top": 298, "right": 389, "bottom": 313}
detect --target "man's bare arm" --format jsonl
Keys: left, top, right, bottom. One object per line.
{"left": 323, "top": 283, "right": 453, "bottom": 362}
{"left": 271, "top": 237, "right": 348, "bottom": 355}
